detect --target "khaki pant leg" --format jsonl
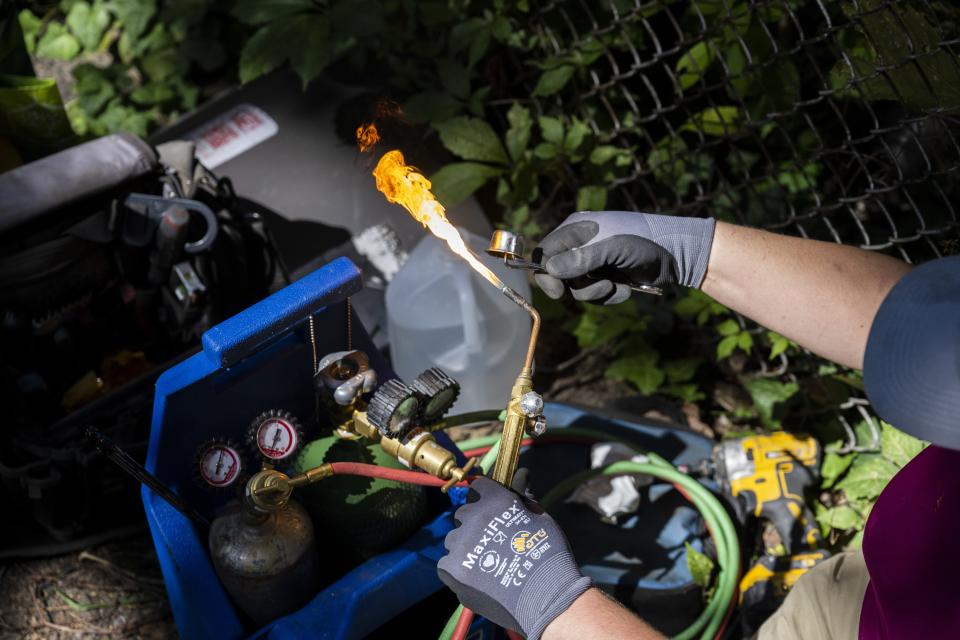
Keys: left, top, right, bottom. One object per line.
{"left": 757, "top": 551, "right": 869, "bottom": 640}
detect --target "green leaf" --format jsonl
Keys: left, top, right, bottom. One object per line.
{"left": 683, "top": 106, "right": 741, "bottom": 136}
{"left": 685, "top": 542, "right": 715, "bottom": 589}
{"left": 538, "top": 116, "right": 564, "bottom": 145}
{"left": 880, "top": 421, "right": 926, "bottom": 468}
{"left": 130, "top": 82, "right": 174, "bottom": 105}
{"left": 231, "top": 0, "right": 314, "bottom": 25}
{"left": 576, "top": 185, "right": 607, "bottom": 211}
{"left": 532, "top": 64, "right": 574, "bottom": 97}
{"left": 768, "top": 331, "right": 792, "bottom": 360}
{"left": 665, "top": 357, "right": 701, "bottom": 383}
{"left": 716, "top": 335, "right": 738, "bottom": 360}
{"left": 429, "top": 162, "right": 504, "bottom": 208}
{"left": 66, "top": 1, "right": 110, "bottom": 51}
{"left": 837, "top": 454, "right": 899, "bottom": 500}
{"left": 72, "top": 63, "right": 115, "bottom": 114}
{"left": 36, "top": 24, "right": 81, "bottom": 60}
{"left": 817, "top": 505, "right": 863, "bottom": 532}
{"left": 572, "top": 303, "right": 641, "bottom": 349}
{"left": 505, "top": 102, "right": 532, "bottom": 162}
{"left": 290, "top": 15, "right": 332, "bottom": 87}
{"left": 106, "top": 0, "right": 156, "bottom": 40}
{"left": 715, "top": 318, "right": 740, "bottom": 336}
{"left": 18, "top": 10, "right": 43, "bottom": 54}
{"left": 532, "top": 143, "right": 559, "bottom": 160}
{"left": 141, "top": 48, "right": 182, "bottom": 81}
{"left": 820, "top": 451, "right": 854, "bottom": 489}
{"left": 590, "top": 145, "right": 630, "bottom": 165}
{"left": 737, "top": 331, "right": 754, "bottom": 352}
{"left": 662, "top": 383, "right": 706, "bottom": 403}
{"left": 238, "top": 15, "right": 327, "bottom": 85}
{"left": 563, "top": 118, "right": 590, "bottom": 153}
{"left": 743, "top": 378, "right": 799, "bottom": 427}
{"left": 676, "top": 41, "right": 716, "bottom": 90}
{"left": 435, "top": 117, "right": 508, "bottom": 164}
{"left": 606, "top": 351, "right": 664, "bottom": 395}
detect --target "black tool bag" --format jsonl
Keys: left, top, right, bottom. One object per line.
{"left": 0, "top": 133, "right": 280, "bottom": 557}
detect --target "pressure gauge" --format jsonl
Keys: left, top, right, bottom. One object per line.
{"left": 367, "top": 379, "right": 420, "bottom": 438}
{"left": 411, "top": 368, "right": 460, "bottom": 424}
{"left": 247, "top": 410, "right": 303, "bottom": 462}
{"left": 195, "top": 440, "right": 244, "bottom": 489}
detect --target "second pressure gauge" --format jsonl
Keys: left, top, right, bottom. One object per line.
{"left": 247, "top": 410, "right": 303, "bottom": 462}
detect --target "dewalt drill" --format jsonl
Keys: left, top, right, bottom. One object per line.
{"left": 713, "top": 431, "right": 822, "bottom": 553}
{"left": 713, "top": 432, "right": 829, "bottom": 632}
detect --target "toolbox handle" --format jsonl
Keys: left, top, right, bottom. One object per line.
{"left": 201, "top": 257, "right": 362, "bottom": 368}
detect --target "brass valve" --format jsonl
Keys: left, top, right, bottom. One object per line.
{"left": 350, "top": 410, "right": 476, "bottom": 493}
{"left": 246, "top": 464, "right": 334, "bottom": 512}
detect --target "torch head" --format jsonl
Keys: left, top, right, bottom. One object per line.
{"left": 486, "top": 230, "right": 524, "bottom": 261}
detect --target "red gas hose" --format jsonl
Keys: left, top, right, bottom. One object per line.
{"left": 452, "top": 606, "right": 475, "bottom": 640}
{"left": 327, "top": 462, "right": 473, "bottom": 488}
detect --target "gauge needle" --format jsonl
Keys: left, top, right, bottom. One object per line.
{"left": 271, "top": 426, "right": 282, "bottom": 451}
{"left": 214, "top": 449, "right": 224, "bottom": 477}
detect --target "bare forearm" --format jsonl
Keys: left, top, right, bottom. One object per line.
{"left": 701, "top": 222, "right": 911, "bottom": 369}
{"left": 543, "top": 588, "right": 665, "bottom": 640}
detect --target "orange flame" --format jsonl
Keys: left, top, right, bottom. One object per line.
{"left": 371, "top": 150, "right": 501, "bottom": 286}
{"left": 356, "top": 122, "right": 380, "bottom": 152}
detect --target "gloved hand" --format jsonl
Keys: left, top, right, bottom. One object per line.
{"left": 534, "top": 211, "right": 716, "bottom": 304}
{"left": 438, "top": 474, "right": 591, "bottom": 640}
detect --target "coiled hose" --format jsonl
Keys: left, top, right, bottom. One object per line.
{"left": 437, "top": 427, "right": 740, "bottom": 640}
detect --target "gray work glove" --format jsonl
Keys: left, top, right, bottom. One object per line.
{"left": 535, "top": 211, "right": 716, "bottom": 304}
{"left": 438, "top": 474, "right": 591, "bottom": 640}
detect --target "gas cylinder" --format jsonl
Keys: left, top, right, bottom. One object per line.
{"left": 208, "top": 498, "right": 320, "bottom": 626}
{"left": 294, "top": 435, "right": 426, "bottom": 556}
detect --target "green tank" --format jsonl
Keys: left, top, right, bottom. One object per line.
{"left": 293, "top": 434, "right": 427, "bottom": 556}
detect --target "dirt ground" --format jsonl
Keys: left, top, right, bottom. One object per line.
{"left": 0, "top": 536, "right": 176, "bottom": 640}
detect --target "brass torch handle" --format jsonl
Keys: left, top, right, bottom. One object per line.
{"left": 490, "top": 373, "right": 534, "bottom": 486}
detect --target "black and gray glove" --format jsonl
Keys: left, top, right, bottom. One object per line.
{"left": 438, "top": 475, "right": 591, "bottom": 640}
{"left": 534, "top": 211, "right": 716, "bottom": 304}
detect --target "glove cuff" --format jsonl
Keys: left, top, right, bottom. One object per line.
{"left": 685, "top": 217, "right": 716, "bottom": 288}
{"left": 517, "top": 552, "right": 592, "bottom": 640}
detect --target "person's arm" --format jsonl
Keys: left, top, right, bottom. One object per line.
{"left": 543, "top": 587, "right": 666, "bottom": 640}
{"left": 534, "top": 212, "right": 912, "bottom": 370}
{"left": 702, "top": 222, "right": 910, "bottom": 369}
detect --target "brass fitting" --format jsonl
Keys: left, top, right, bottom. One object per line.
{"left": 246, "top": 464, "right": 334, "bottom": 512}
{"left": 352, "top": 410, "right": 475, "bottom": 492}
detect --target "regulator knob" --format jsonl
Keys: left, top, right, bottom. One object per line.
{"left": 367, "top": 379, "right": 420, "bottom": 438}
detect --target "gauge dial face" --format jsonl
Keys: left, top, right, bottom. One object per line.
{"left": 389, "top": 396, "right": 419, "bottom": 434}
{"left": 198, "top": 444, "right": 242, "bottom": 488}
{"left": 424, "top": 387, "right": 458, "bottom": 420}
{"left": 254, "top": 417, "right": 300, "bottom": 460}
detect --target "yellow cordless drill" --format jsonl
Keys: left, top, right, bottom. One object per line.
{"left": 713, "top": 431, "right": 822, "bottom": 553}
{"left": 713, "top": 432, "right": 829, "bottom": 632}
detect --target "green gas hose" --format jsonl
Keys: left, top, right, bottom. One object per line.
{"left": 437, "top": 429, "right": 739, "bottom": 640}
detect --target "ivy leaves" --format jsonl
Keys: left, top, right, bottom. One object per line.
{"left": 817, "top": 421, "right": 927, "bottom": 542}
{"left": 234, "top": 0, "right": 383, "bottom": 87}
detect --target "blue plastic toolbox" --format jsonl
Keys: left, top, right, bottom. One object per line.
{"left": 142, "top": 256, "right": 714, "bottom": 639}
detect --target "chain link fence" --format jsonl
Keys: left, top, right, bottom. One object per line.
{"left": 514, "top": 0, "right": 960, "bottom": 264}
{"left": 492, "top": 0, "right": 960, "bottom": 453}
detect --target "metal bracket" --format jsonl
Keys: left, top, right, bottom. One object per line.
{"left": 122, "top": 192, "right": 219, "bottom": 253}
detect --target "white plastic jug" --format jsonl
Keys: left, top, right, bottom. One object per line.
{"left": 386, "top": 229, "right": 532, "bottom": 414}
